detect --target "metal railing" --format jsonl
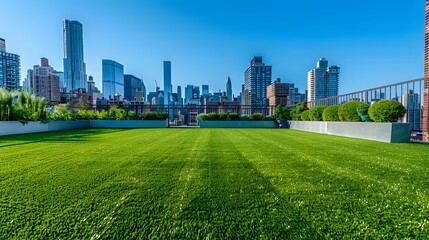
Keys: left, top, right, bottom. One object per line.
{"left": 307, "top": 77, "right": 426, "bottom": 131}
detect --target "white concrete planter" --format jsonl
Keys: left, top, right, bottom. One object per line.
{"left": 287, "top": 121, "right": 411, "bottom": 143}
{"left": 89, "top": 120, "right": 168, "bottom": 128}
{"left": 199, "top": 120, "right": 276, "bottom": 128}
{"left": 0, "top": 121, "right": 49, "bottom": 136}
{"left": 0, "top": 120, "right": 90, "bottom": 137}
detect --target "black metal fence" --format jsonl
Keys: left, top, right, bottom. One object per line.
{"left": 96, "top": 103, "right": 275, "bottom": 126}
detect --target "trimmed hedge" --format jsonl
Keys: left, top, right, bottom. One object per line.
{"left": 218, "top": 112, "right": 228, "bottom": 120}
{"left": 240, "top": 115, "right": 250, "bottom": 121}
{"left": 301, "top": 110, "right": 310, "bottom": 121}
{"left": 338, "top": 101, "right": 369, "bottom": 122}
{"left": 207, "top": 112, "right": 218, "bottom": 120}
{"left": 251, "top": 113, "right": 264, "bottom": 121}
{"left": 308, "top": 106, "right": 326, "bottom": 121}
{"left": 229, "top": 113, "right": 240, "bottom": 120}
{"left": 322, "top": 105, "right": 340, "bottom": 121}
{"left": 368, "top": 100, "right": 406, "bottom": 122}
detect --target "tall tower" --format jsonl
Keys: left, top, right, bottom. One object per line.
{"left": 63, "top": 19, "right": 86, "bottom": 93}
{"left": 243, "top": 57, "right": 272, "bottom": 113}
{"left": 307, "top": 58, "right": 339, "bottom": 102}
{"left": 226, "top": 76, "right": 232, "bottom": 100}
{"left": 423, "top": 0, "right": 429, "bottom": 142}
{"left": 163, "top": 61, "right": 171, "bottom": 105}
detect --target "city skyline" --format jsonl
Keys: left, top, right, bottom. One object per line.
{"left": 0, "top": 0, "right": 424, "bottom": 96}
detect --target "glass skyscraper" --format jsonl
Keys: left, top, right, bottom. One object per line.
{"left": 0, "top": 38, "right": 20, "bottom": 91}
{"left": 102, "top": 60, "right": 124, "bottom": 100}
{"left": 63, "top": 19, "right": 86, "bottom": 92}
{"left": 243, "top": 57, "right": 272, "bottom": 112}
{"left": 163, "top": 61, "right": 171, "bottom": 105}
{"left": 124, "top": 74, "right": 144, "bottom": 101}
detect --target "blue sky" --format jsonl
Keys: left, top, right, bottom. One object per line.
{"left": 0, "top": 0, "right": 425, "bottom": 96}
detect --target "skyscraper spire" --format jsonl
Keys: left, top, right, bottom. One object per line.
{"left": 226, "top": 76, "right": 232, "bottom": 100}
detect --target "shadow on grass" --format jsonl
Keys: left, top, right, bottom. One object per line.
{"left": 0, "top": 129, "right": 131, "bottom": 148}
{"left": 99, "top": 130, "right": 323, "bottom": 239}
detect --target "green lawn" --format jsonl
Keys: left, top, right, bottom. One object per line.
{"left": 0, "top": 128, "right": 428, "bottom": 239}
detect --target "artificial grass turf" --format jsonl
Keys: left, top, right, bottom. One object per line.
{"left": 0, "top": 128, "right": 428, "bottom": 239}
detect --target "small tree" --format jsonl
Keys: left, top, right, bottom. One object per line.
{"left": 290, "top": 102, "right": 308, "bottom": 121}
{"left": 275, "top": 105, "right": 291, "bottom": 120}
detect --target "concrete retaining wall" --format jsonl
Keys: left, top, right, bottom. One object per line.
{"left": 0, "top": 120, "right": 167, "bottom": 137}
{"left": 0, "top": 121, "right": 49, "bottom": 136}
{"left": 199, "top": 121, "right": 276, "bottom": 128}
{"left": 89, "top": 120, "right": 167, "bottom": 128}
{"left": 287, "top": 121, "right": 411, "bottom": 143}
{"left": 48, "top": 120, "right": 90, "bottom": 132}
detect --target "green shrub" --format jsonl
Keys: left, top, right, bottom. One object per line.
{"left": 240, "top": 114, "right": 250, "bottom": 121}
{"left": 251, "top": 113, "right": 264, "bottom": 121}
{"left": 12, "top": 91, "right": 49, "bottom": 123}
{"left": 275, "top": 105, "right": 291, "bottom": 120}
{"left": 338, "top": 101, "right": 369, "bottom": 122}
{"left": 54, "top": 105, "right": 74, "bottom": 121}
{"left": 263, "top": 116, "right": 274, "bottom": 121}
{"left": 218, "top": 112, "right": 228, "bottom": 120}
{"left": 207, "top": 112, "right": 218, "bottom": 120}
{"left": 76, "top": 109, "right": 96, "bottom": 120}
{"left": 290, "top": 102, "right": 308, "bottom": 120}
{"left": 143, "top": 112, "right": 157, "bottom": 120}
{"left": 368, "top": 100, "right": 406, "bottom": 122}
{"left": 229, "top": 113, "right": 239, "bottom": 120}
{"left": 156, "top": 112, "right": 168, "bottom": 120}
{"left": 135, "top": 112, "right": 167, "bottom": 120}
{"left": 126, "top": 110, "right": 137, "bottom": 120}
{"left": 301, "top": 110, "right": 310, "bottom": 121}
{"left": 197, "top": 114, "right": 209, "bottom": 121}
{"left": 0, "top": 88, "right": 14, "bottom": 121}
{"left": 95, "top": 110, "right": 108, "bottom": 120}
{"left": 308, "top": 106, "right": 326, "bottom": 121}
{"left": 107, "top": 107, "right": 126, "bottom": 120}
{"left": 322, "top": 105, "right": 340, "bottom": 121}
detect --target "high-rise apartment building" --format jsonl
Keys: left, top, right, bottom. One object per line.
{"left": 63, "top": 19, "right": 86, "bottom": 93}
{"left": 307, "top": 58, "right": 340, "bottom": 102}
{"left": 102, "top": 60, "right": 124, "bottom": 100}
{"left": 243, "top": 57, "right": 272, "bottom": 112}
{"left": 163, "top": 61, "right": 171, "bottom": 105}
{"left": 226, "top": 77, "right": 232, "bottom": 100}
{"left": 124, "top": 74, "right": 145, "bottom": 101}
{"left": 202, "top": 85, "right": 209, "bottom": 95}
{"left": 31, "top": 58, "right": 60, "bottom": 102}
{"left": 0, "top": 38, "right": 20, "bottom": 91}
